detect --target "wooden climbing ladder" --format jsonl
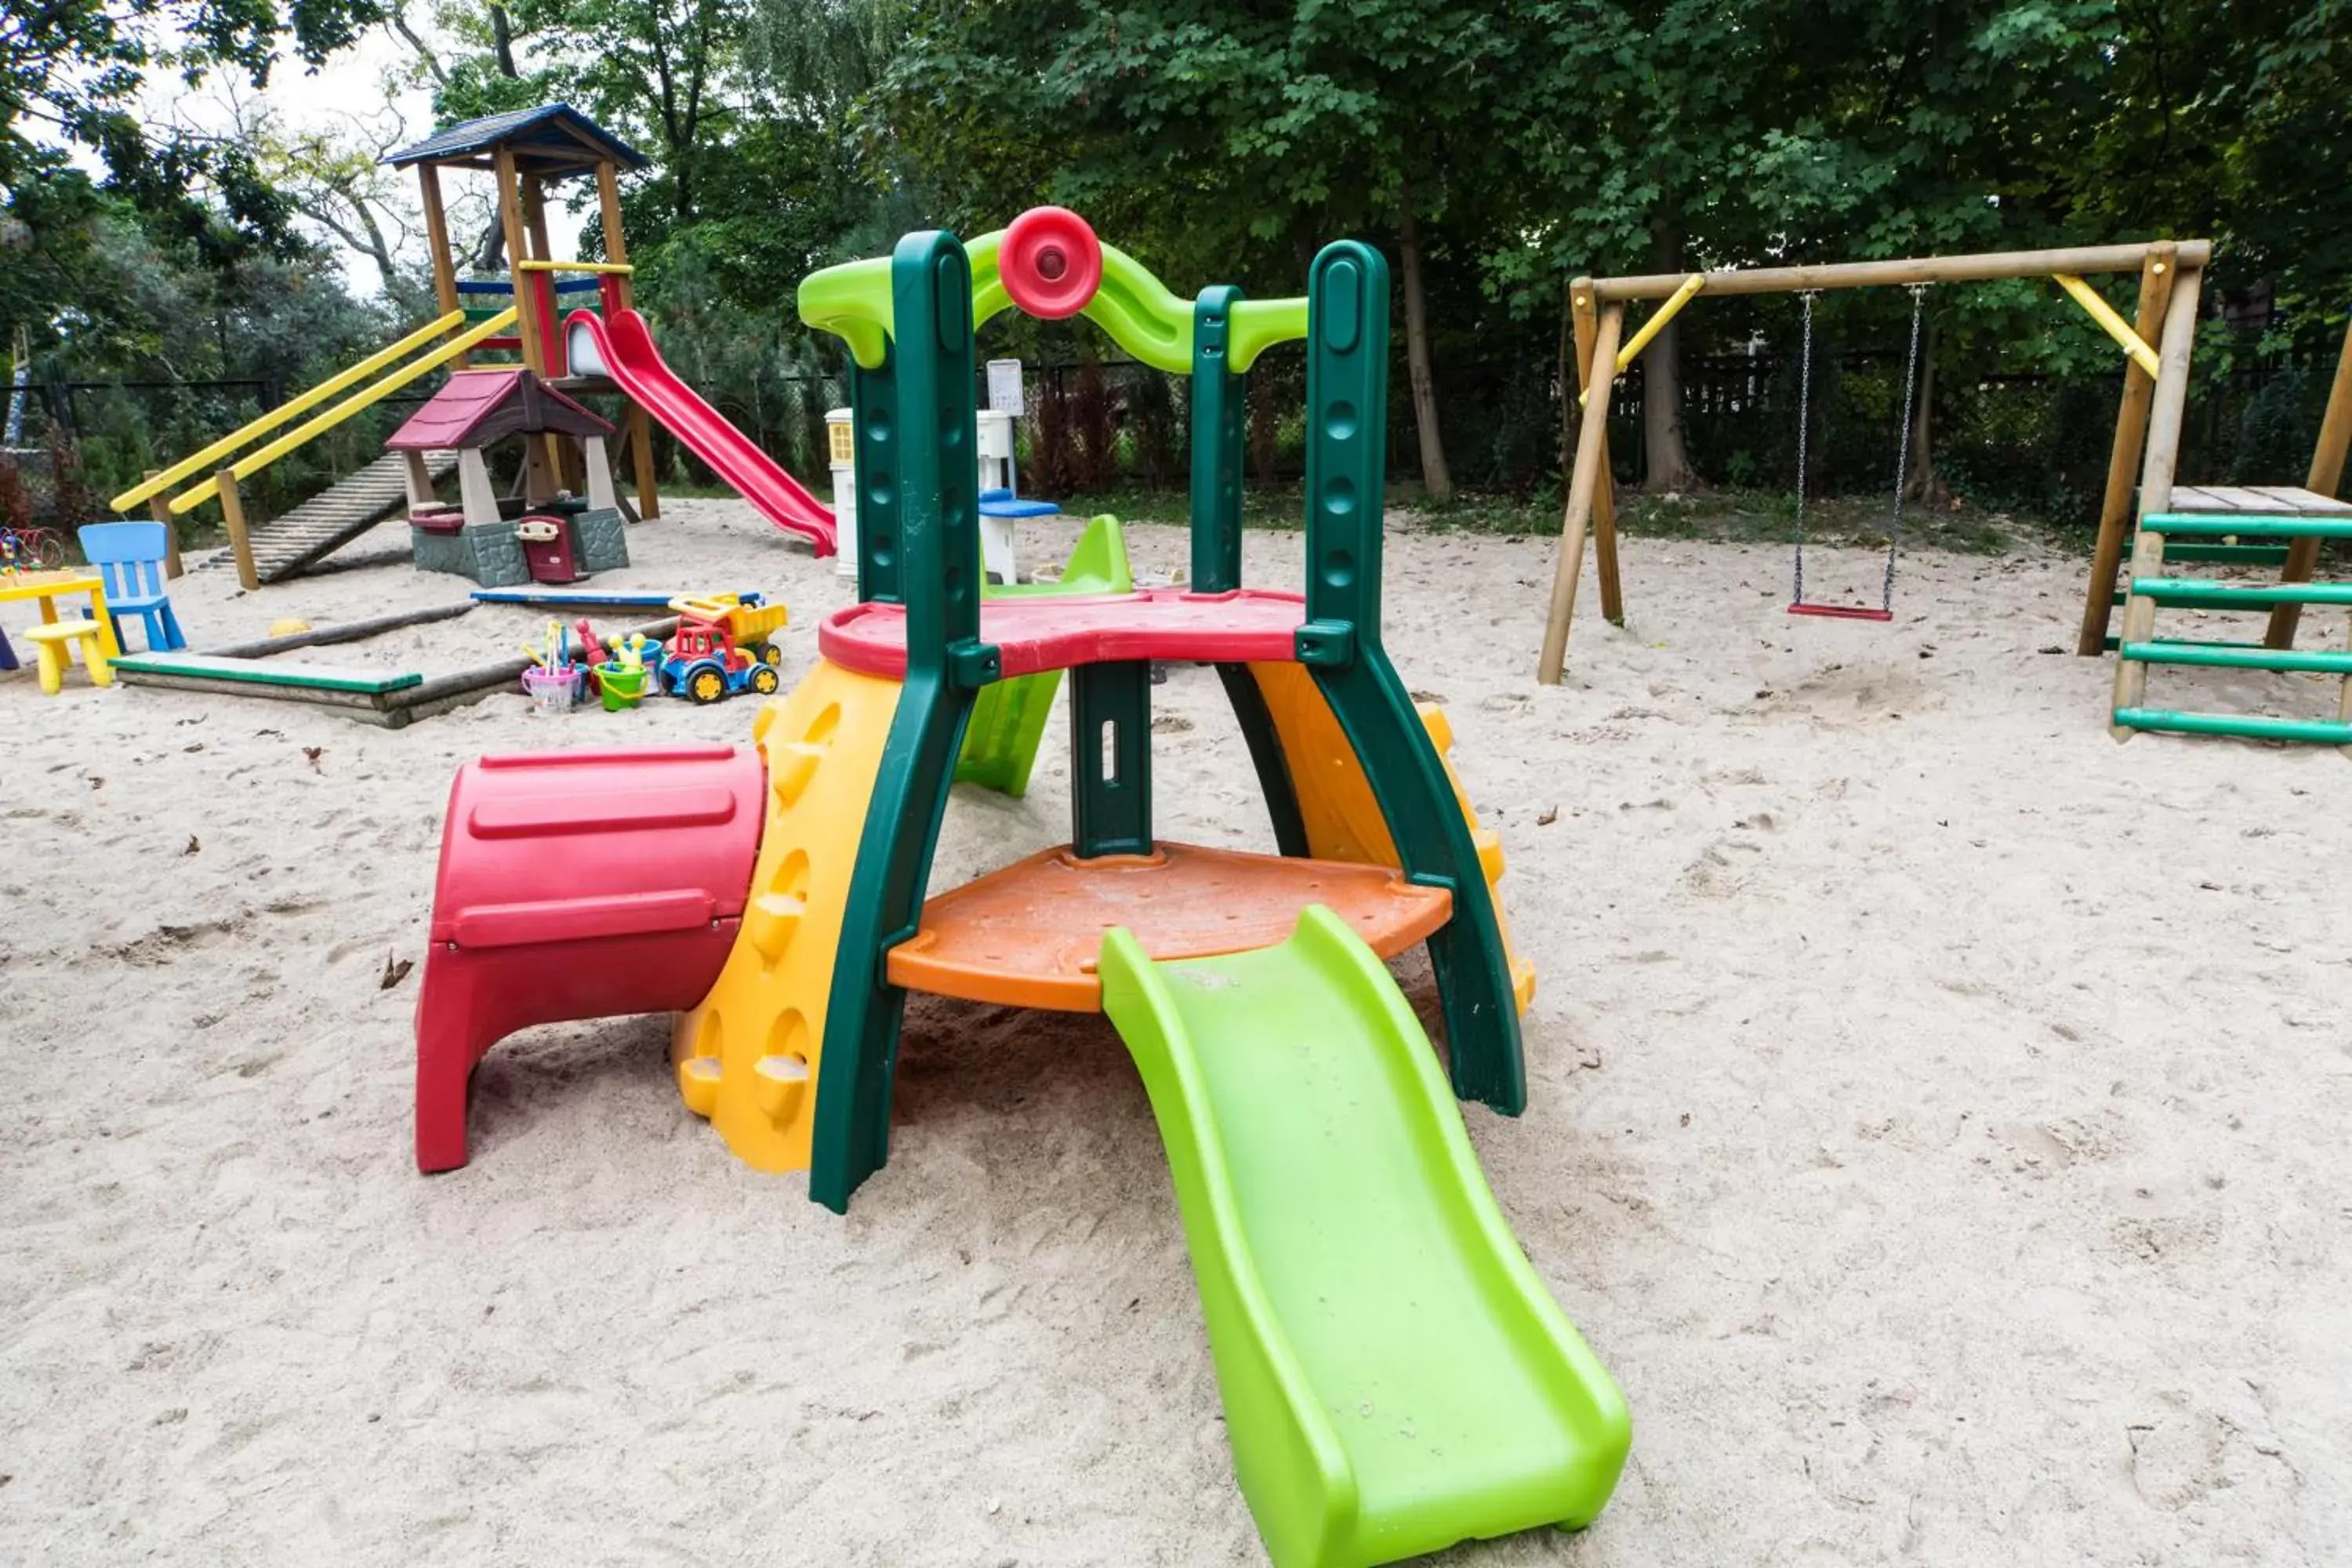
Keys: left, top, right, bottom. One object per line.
{"left": 2107, "top": 313, "right": 2352, "bottom": 747}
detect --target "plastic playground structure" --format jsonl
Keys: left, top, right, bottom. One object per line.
{"left": 414, "top": 209, "right": 1630, "bottom": 1565}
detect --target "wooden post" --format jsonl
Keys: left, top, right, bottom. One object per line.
{"left": 216, "top": 467, "right": 259, "bottom": 591}
{"left": 494, "top": 151, "right": 542, "bottom": 377}
{"left": 2076, "top": 244, "right": 2176, "bottom": 654}
{"left": 417, "top": 165, "right": 463, "bottom": 371}
{"left": 2263, "top": 314, "right": 2352, "bottom": 649}
{"left": 593, "top": 158, "right": 657, "bottom": 518}
{"left": 143, "top": 469, "right": 183, "bottom": 579}
{"left": 1538, "top": 301, "right": 1624, "bottom": 684}
{"left": 2111, "top": 265, "right": 2205, "bottom": 732}
{"left": 1570, "top": 280, "right": 1626, "bottom": 626}
{"left": 594, "top": 160, "right": 634, "bottom": 310}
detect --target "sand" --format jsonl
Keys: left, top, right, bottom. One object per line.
{"left": 2, "top": 499, "right": 2347, "bottom": 1566}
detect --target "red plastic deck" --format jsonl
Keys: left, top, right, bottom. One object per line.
{"left": 819, "top": 588, "right": 1307, "bottom": 680}
{"left": 413, "top": 744, "right": 764, "bottom": 1171}
{"left": 885, "top": 842, "right": 1453, "bottom": 1012}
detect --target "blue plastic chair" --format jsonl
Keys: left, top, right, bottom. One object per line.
{"left": 78, "top": 521, "right": 187, "bottom": 652}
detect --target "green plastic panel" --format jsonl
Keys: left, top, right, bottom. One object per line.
{"left": 1294, "top": 239, "right": 1526, "bottom": 1115}
{"left": 1099, "top": 907, "right": 1630, "bottom": 1568}
{"left": 2114, "top": 707, "right": 2352, "bottom": 745}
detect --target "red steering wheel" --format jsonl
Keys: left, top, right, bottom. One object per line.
{"left": 1000, "top": 207, "right": 1103, "bottom": 320}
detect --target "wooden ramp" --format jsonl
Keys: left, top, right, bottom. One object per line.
{"left": 222, "top": 452, "right": 457, "bottom": 584}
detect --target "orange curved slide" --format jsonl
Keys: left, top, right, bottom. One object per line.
{"left": 567, "top": 307, "right": 837, "bottom": 555}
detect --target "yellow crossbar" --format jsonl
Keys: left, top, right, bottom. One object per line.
{"left": 2054, "top": 274, "right": 2161, "bottom": 379}
{"left": 166, "top": 307, "right": 519, "bottom": 515}
{"left": 1580, "top": 273, "right": 1704, "bottom": 407}
{"left": 514, "top": 260, "right": 634, "bottom": 274}
{"left": 111, "top": 310, "right": 466, "bottom": 512}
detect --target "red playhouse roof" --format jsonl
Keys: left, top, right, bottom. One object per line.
{"left": 387, "top": 370, "right": 614, "bottom": 452}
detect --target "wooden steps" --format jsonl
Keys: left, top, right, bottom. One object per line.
{"left": 204, "top": 452, "right": 457, "bottom": 584}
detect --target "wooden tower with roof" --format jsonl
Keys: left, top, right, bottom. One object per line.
{"left": 383, "top": 103, "right": 661, "bottom": 521}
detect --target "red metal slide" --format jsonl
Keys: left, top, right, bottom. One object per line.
{"left": 567, "top": 307, "right": 837, "bottom": 555}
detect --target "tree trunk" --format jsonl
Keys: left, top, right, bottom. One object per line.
{"left": 1396, "top": 180, "right": 1454, "bottom": 503}
{"left": 1903, "top": 325, "right": 1945, "bottom": 505}
{"left": 1642, "top": 221, "right": 1698, "bottom": 492}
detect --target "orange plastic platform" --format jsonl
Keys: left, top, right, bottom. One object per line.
{"left": 885, "top": 842, "right": 1453, "bottom": 1012}
{"left": 820, "top": 588, "right": 1306, "bottom": 680}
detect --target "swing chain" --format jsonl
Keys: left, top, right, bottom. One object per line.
{"left": 1882, "top": 283, "right": 1930, "bottom": 612}
{"left": 1791, "top": 289, "right": 1820, "bottom": 607}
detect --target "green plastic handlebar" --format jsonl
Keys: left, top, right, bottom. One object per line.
{"left": 797, "top": 227, "right": 1308, "bottom": 375}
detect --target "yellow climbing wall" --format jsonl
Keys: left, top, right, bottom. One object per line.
{"left": 673, "top": 658, "right": 903, "bottom": 1172}
{"left": 1249, "top": 662, "right": 1537, "bottom": 1011}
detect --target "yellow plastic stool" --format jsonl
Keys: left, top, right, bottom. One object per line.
{"left": 20, "top": 619, "right": 114, "bottom": 695}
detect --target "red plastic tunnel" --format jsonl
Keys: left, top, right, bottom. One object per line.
{"left": 412, "top": 744, "right": 765, "bottom": 1172}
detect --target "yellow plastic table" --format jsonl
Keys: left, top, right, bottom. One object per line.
{"left": 1, "top": 571, "right": 122, "bottom": 662}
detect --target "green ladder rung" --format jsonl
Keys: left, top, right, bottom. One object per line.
{"left": 2101, "top": 634, "right": 2270, "bottom": 652}
{"left": 2128, "top": 577, "right": 2352, "bottom": 607}
{"left": 2114, "top": 707, "right": 2352, "bottom": 745}
{"left": 2142, "top": 514, "right": 2352, "bottom": 539}
{"left": 2157, "top": 543, "right": 2292, "bottom": 565}
{"left": 2119, "top": 641, "right": 2352, "bottom": 673}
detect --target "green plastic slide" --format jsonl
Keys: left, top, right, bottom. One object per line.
{"left": 953, "top": 513, "right": 1133, "bottom": 797}
{"left": 1098, "top": 908, "right": 1630, "bottom": 1568}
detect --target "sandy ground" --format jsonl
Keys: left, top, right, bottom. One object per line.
{"left": 2, "top": 498, "right": 2347, "bottom": 1567}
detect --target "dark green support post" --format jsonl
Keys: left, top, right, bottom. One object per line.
{"left": 1195, "top": 283, "right": 1310, "bottom": 855}
{"left": 1294, "top": 240, "right": 1526, "bottom": 1114}
{"left": 847, "top": 343, "right": 899, "bottom": 605}
{"left": 1070, "top": 661, "right": 1155, "bottom": 858}
{"left": 1190, "top": 285, "right": 1247, "bottom": 593}
{"left": 811, "top": 230, "right": 1001, "bottom": 1213}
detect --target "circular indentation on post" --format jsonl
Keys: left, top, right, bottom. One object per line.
{"left": 771, "top": 848, "right": 811, "bottom": 901}
{"left": 866, "top": 410, "right": 891, "bottom": 443}
{"left": 1000, "top": 207, "right": 1102, "bottom": 320}
{"left": 1323, "top": 547, "right": 1356, "bottom": 588}
{"left": 1322, "top": 475, "right": 1358, "bottom": 517}
{"left": 753, "top": 1012, "right": 813, "bottom": 1124}
{"left": 1325, "top": 400, "right": 1357, "bottom": 441}
{"left": 866, "top": 480, "right": 894, "bottom": 510}
{"left": 1321, "top": 256, "right": 1363, "bottom": 353}
{"left": 871, "top": 534, "right": 894, "bottom": 569}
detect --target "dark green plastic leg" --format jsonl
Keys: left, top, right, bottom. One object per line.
{"left": 1296, "top": 241, "right": 1525, "bottom": 1114}
{"left": 1191, "top": 285, "right": 1247, "bottom": 594}
{"left": 1071, "top": 660, "right": 1154, "bottom": 858}
{"left": 848, "top": 345, "right": 899, "bottom": 607}
{"left": 811, "top": 231, "right": 1000, "bottom": 1212}
{"left": 1215, "top": 663, "right": 1309, "bottom": 858}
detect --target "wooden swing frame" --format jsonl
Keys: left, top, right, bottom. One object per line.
{"left": 1536, "top": 238, "right": 2225, "bottom": 684}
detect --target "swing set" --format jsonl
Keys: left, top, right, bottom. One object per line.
{"left": 1537, "top": 238, "right": 2215, "bottom": 684}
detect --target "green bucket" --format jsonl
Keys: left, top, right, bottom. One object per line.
{"left": 598, "top": 663, "right": 649, "bottom": 712}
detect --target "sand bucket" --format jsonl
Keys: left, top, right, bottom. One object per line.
{"left": 598, "top": 662, "right": 649, "bottom": 712}
{"left": 521, "top": 665, "right": 580, "bottom": 715}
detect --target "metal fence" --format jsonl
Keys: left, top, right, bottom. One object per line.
{"left": 16, "top": 339, "right": 2332, "bottom": 535}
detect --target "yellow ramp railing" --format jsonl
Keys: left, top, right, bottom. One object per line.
{"left": 111, "top": 310, "right": 467, "bottom": 514}
{"left": 165, "top": 307, "right": 519, "bottom": 515}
